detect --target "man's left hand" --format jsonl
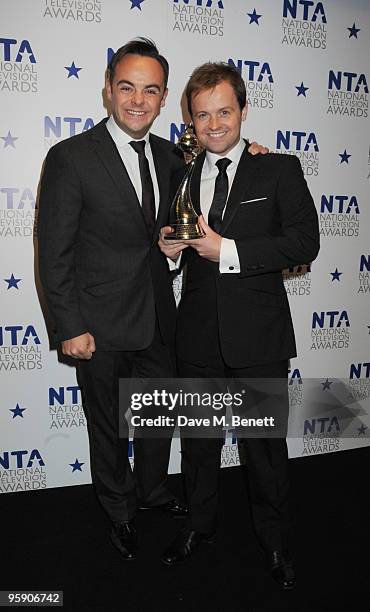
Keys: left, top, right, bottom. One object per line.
{"left": 248, "top": 141, "right": 269, "bottom": 155}
{"left": 185, "top": 215, "right": 221, "bottom": 262}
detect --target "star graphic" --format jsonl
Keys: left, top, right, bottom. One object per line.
{"left": 130, "top": 0, "right": 145, "bottom": 9}
{"left": 321, "top": 378, "right": 333, "bottom": 391}
{"left": 4, "top": 273, "right": 22, "bottom": 290}
{"left": 331, "top": 268, "right": 342, "bottom": 281}
{"left": 1, "top": 131, "right": 18, "bottom": 148}
{"left": 247, "top": 9, "right": 262, "bottom": 25}
{"left": 357, "top": 424, "right": 367, "bottom": 435}
{"left": 339, "top": 149, "right": 351, "bottom": 164}
{"left": 70, "top": 458, "right": 84, "bottom": 472}
{"left": 348, "top": 23, "right": 360, "bottom": 38}
{"left": 10, "top": 404, "right": 26, "bottom": 418}
{"left": 296, "top": 82, "right": 309, "bottom": 97}
{"left": 64, "top": 61, "right": 82, "bottom": 79}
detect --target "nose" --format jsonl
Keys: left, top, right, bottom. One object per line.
{"left": 131, "top": 89, "right": 144, "bottom": 106}
{"left": 208, "top": 115, "right": 219, "bottom": 130}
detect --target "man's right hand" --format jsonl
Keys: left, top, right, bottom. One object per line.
{"left": 62, "top": 332, "right": 96, "bottom": 360}
{"left": 158, "top": 226, "right": 188, "bottom": 261}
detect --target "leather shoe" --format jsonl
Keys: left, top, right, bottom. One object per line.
{"left": 110, "top": 521, "right": 137, "bottom": 560}
{"left": 139, "top": 498, "right": 188, "bottom": 518}
{"left": 267, "top": 550, "right": 296, "bottom": 590}
{"left": 161, "top": 528, "right": 215, "bottom": 566}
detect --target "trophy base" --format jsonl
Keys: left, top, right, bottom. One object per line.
{"left": 164, "top": 224, "right": 204, "bottom": 240}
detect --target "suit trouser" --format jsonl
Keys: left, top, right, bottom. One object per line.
{"left": 178, "top": 358, "right": 291, "bottom": 552}
{"left": 77, "top": 322, "right": 176, "bottom": 522}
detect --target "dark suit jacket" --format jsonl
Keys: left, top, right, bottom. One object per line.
{"left": 175, "top": 145, "right": 320, "bottom": 368}
{"left": 38, "top": 118, "right": 184, "bottom": 350}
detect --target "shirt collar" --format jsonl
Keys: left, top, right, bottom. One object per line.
{"left": 106, "top": 115, "right": 150, "bottom": 148}
{"left": 204, "top": 139, "right": 246, "bottom": 174}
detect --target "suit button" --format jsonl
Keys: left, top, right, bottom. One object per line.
{"left": 229, "top": 266, "right": 234, "bottom": 271}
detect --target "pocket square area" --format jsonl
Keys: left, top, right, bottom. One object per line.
{"left": 241, "top": 197, "right": 268, "bottom": 204}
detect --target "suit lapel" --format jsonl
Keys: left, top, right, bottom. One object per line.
{"left": 150, "top": 134, "right": 173, "bottom": 243}
{"left": 87, "top": 119, "right": 147, "bottom": 228}
{"left": 221, "top": 142, "right": 261, "bottom": 235}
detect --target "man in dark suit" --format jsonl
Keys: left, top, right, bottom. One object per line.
{"left": 159, "top": 62, "right": 320, "bottom": 588}
{"left": 37, "top": 39, "right": 188, "bottom": 561}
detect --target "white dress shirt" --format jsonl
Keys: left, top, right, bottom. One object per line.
{"left": 201, "top": 139, "right": 246, "bottom": 273}
{"left": 106, "top": 115, "right": 160, "bottom": 214}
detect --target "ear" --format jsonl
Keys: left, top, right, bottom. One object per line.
{"left": 241, "top": 103, "right": 248, "bottom": 122}
{"left": 105, "top": 78, "right": 112, "bottom": 102}
{"left": 160, "top": 88, "right": 168, "bottom": 108}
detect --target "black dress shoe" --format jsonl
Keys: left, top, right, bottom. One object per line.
{"left": 110, "top": 521, "right": 137, "bottom": 560}
{"left": 139, "top": 498, "right": 188, "bottom": 518}
{"left": 161, "top": 528, "right": 215, "bottom": 566}
{"left": 267, "top": 550, "right": 296, "bottom": 590}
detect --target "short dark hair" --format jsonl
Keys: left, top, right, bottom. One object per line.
{"left": 107, "top": 37, "right": 169, "bottom": 88}
{"left": 186, "top": 62, "right": 246, "bottom": 116}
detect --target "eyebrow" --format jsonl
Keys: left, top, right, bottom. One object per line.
{"left": 116, "top": 79, "right": 161, "bottom": 91}
{"left": 195, "top": 106, "right": 233, "bottom": 114}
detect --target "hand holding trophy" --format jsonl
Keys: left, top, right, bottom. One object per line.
{"left": 165, "top": 123, "right": 205, "bottom": 240}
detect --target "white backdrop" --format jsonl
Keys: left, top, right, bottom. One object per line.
{"left": 1, "top": 0, "right": 369, "bottom": 493}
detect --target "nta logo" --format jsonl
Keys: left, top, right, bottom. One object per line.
{"left": 0, "top": 38, "right": 36, "bottom": 63}
{"left": 283, "top": 0, "right": 326, "bottom": 22}
{"left": 328, "top": 71, "right": 368, "bottom": 93}
{"left": 0, "top": 325, "right": 41, "bottom": 346}
{"left": 0, "top": 449, "right": 45, "bottom": 469}
{"left": 312, "top": 311, "right": 350, "bottom": 329}
{"left": 276, "top": 131, "right": 319, "bottom": 151}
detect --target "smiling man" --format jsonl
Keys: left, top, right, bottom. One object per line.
{"left": 38, "top": 41, "right": 267, "bottom": 563}
{"left": 159, "top": 62, "right": 320, "bottom": 589}
{"left": 37, "top": 39, "right": 188, "bottom": 561}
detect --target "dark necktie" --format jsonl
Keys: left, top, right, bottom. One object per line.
{"left": 129, "top": 140, "right": 155, "bottom": 235}
{"left": 208, "top": 157, "right": 232, "bottom": 233}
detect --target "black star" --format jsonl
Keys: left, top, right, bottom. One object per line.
{"left": 321, "top": 378, "right": 333, "bottom": 391}
{"left": 339, "top": 149, "right": 351, "bottom": 164}
{"left": 348, "top": 23, "right": 360, "bottom": 38}
{"left": 331, "top": 268, "right": 342, "bottom": 282}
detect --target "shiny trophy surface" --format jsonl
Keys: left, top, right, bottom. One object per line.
{"left": 165, "top": 124, "right": 204, "bottom": 240}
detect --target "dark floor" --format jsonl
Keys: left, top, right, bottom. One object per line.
{"left": 2, "top": 447, "right": 369, "bottom": 611}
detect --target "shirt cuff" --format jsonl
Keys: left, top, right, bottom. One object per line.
{"left": 167, "top": 252, "right": 182, "bottom": 271}
{"left": 219, "top": 238, "right": 240, "bottom": 274}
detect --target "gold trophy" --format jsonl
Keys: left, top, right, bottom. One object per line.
{"left": 165, "top": 123, "right": 204, "bottom": 240}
